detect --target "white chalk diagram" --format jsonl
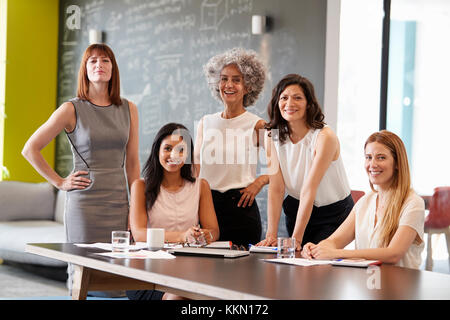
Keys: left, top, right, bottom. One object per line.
{"left": 122, "top": 83, "right": 159, "bottom": 136}
{"left": 105, "top": 11, "right": 122, "bottom": 31}
{"left": 200, "top": 0, "right": 229, "bottom": 31}
{"left": 167, "top": 75, "right": 189, "bottom": 111}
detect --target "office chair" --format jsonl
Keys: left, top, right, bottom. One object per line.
{"left": 351, "top": 190, "right": 365, "bottom": 204}
{"left": 424, "top": 186, "right": 450, "bottom": 271}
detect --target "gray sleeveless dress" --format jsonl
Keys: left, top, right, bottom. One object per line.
{"left": 65, "top": 97, "right": 130, "bottom": 243}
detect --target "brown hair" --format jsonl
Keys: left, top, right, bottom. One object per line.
{"left": 364, "top": 130, "right": 413, "bottom": 247}
{"left": 267, "top": 74, "right": 325, "bottom": 143}
{"left": 76, "top": 44, "right": 122, "bottom": 106}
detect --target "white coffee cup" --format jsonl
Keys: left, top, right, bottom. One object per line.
{"left": 147, "top": 228, "right": 165, "bottom": 250}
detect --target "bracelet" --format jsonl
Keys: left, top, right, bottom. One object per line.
{"left": 208, "top": 231, "right": 213, "bottom": 240}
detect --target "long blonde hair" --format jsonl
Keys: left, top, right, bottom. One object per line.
{"left": 364, "top": 130, "right": 412, "bottom": 247}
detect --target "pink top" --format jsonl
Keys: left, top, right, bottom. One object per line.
{"left": 147, "top": 179, "right": 201, "bottom": 231}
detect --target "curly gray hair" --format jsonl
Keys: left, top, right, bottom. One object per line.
{"left": 203, "top": 47, "right": 266, "bottom": 107}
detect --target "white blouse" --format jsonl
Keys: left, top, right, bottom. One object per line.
{"left": 272, "top": 127, "right": 351, "bottom": 206}
{"left": 199, "top": 111, "right": 261, "bottom": 192}
{"left": 354, "top": 191, "right": 425, "bottom": 269}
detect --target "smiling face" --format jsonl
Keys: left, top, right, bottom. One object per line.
{"left": 364, "top": 142, "right": 396, "bottom": 191}
{"left": 219, "top": 64, "right": 247, "bottom": 107}
{"left": 159, "top": 134, "right": 188, "bottom": 173}
{"left": 278, "top": 84, "right": 308, "bottom": 124}
{"left": 86, "top": 50, "right": 112, "bottom": 83}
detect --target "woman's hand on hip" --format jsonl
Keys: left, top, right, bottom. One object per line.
{"left": 238, "top": 181, "right": 263, "bottom": 208}
{"left": 58, "top": 171, "right": 91, "bottom": 191}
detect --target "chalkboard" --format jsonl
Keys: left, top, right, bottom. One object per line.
{"left": 55, "top": 0, "right": 327, "bottom": 238}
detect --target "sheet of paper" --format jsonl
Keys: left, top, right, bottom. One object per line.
{"left": 75, "top": 242, "right": 148, "bottom": 251}
{"left": 205, "top": 241, "right": 232, "bottom": 249}
{"left": 263, "top": 258, "right": 331, "bottom": 266}
{"left": 331, "top": 259, "right": 381, "bottom": 267}
{"left": 164, "top": 243, "right": 183, "bottom": 249}
{"left": 264, "top": 258, "right": 381, "bottom": 267}
{"left": 95, "top": 250, "right": 176, "bottom": 259}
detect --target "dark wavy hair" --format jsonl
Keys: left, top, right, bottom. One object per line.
{"left": 267, "top": 74, "right": 325, "bottom": 143}
{"left": 142, "top": 123, "right": 195, "bottom": 210}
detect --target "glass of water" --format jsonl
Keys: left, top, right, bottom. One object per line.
{"left": 111, "top": 231, "right": 130, "bottom": 253}
{"left": 277, "top": 237, "right": 296, "bottom": 259}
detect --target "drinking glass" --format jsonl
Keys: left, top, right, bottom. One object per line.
{"left": 277, "top": 237, "right": 296, "bottom": 259}
{"left": 111, "top": 231, "right": 130, "bottom": 253}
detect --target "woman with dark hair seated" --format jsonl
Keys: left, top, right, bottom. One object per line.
{"left": 127, "top": 123, "right": 219, "bottom": 300}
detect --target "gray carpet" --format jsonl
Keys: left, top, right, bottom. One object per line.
{"left": 0, "top": 260, "right": 68, "bottom": 299}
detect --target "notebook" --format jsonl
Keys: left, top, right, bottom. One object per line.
{"left": 168, "top": 247, "right": 249, "bottom": 258}
{"left": 205, "top": 241, "right": 232, "bottom": 249}
{"left": 331, "top": 259, "right": 382, "bottom": 267}
{"left": 249, "top": 244, "right": 278, "bottom": 253}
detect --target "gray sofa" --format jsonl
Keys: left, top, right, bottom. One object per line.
{"left": 0, "top": 181, "right": 66, "bottom": 267}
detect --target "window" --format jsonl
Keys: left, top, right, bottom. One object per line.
{"left": 387, "top": 0, "right": 450, "bottom": 195}
{"left": 337, "top": 0, "right": 384, "bottom": 192}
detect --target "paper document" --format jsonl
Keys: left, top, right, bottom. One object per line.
{"left": 264, "top": 258, "right": 331, "bottom": 266}
{"left": 75, "top": 242, "right": 183, "bottom": 250}
{"left": 264, "top": 258, "right": 381, "bottom": 267}
{"left": 205, "top": 241, "right": 232, "bottom": 249}
{"left": 164, "top": 243, "right": 183, "bottom": 249}
{"left": 331, "top": 259, "right": 381, "bottom": 267}
{"left": 75, "top": 242, "right": 148, "bottom": 251}
{"left": 96, "top": 250, "right": 176, "bottom": 259}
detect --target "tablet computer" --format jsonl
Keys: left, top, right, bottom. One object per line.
{"left": 168, "top": 247, "right": 249, "bottom": 258}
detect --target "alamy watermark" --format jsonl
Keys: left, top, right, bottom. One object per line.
{"left": 66, "top": 5, "right": 81, "bottom": 30}
{"left": 367, "top": 265, "right": 381, "bottom": 290}
{"left": 168, "top": 127, "right": 280, "bottom": 175}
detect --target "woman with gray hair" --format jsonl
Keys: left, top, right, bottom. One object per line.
{"left": 194, "top": 47, "right": 267, "bottom": 247}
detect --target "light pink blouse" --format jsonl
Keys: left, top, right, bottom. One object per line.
{"left": 147, "top": 179, "right": 201, "bottom": 231}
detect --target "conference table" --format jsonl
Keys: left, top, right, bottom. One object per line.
{"left": 25, "top": 243, "right": 450, "bottom": 300}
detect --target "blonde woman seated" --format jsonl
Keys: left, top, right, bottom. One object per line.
{"left": 301, "top": 130, "right": 425, "bottom": 269}
{"left": 128, "top": 123, "right": 219, "bottom": 300}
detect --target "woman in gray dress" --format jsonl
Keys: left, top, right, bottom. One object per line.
{"left": 22, "top": 44, "right": 140, "bottom": 293}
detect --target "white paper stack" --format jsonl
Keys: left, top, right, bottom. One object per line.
{"left": 96, "top": 250, "right": 176, "bottom": 259}
{"left": 75, "top": 242, "right": 148, "bottom": 251}
{"left": 263, "top": 258, "right": 381, "bottom": 267}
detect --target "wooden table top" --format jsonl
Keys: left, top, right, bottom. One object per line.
{"left": 26, "top": 243, "right": 450, "bottom": 300}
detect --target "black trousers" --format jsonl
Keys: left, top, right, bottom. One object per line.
{"left": 126, "top": 289, "right": 164, "bottom": 300}
{"left": 283, "top": 194, "right": 354, "bottom": 246}
{"left": 211, "top": 189, "right": 262, "bottom": 247}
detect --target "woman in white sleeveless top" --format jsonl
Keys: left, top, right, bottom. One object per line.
{"left": 194, "top": 48, "right": 268, "bottom": 246}
{"left": 302, "top": 131, "right": 425, "bottom": 269}
{"left": 258, "top": 74, "right": 353, "bottom": 250}
{"left": 128, "top": 123, "right": 219, "bottom": 300}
